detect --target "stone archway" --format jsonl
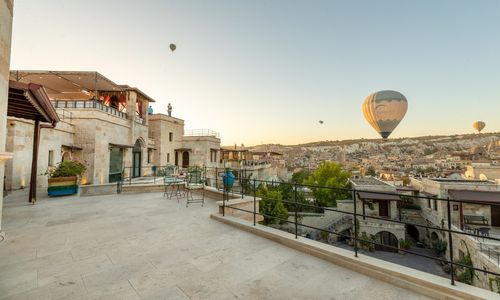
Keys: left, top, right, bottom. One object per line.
{"left": 406, "top": 224, "right": 419, "bottom": 242}
{"left": 61, "top": 151, "right": 71, "bottom": 162}
{"left": 374, "top": 231, "right": 399, "bottom": 252}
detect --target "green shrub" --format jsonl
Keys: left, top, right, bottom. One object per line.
{"left": 258, "top": 188, "right": 289, "bottom": 225}
{"left": 48, "top": 161, "right": 86, "bottom": 178}
{"left": 432, "top": 240, "right": 447, "bottom": 256}
{"left": 399, "top": 239, "right": 412, "bottom": 250}
{"left": 400, "top": 203, "right": 421, "bottom": 210}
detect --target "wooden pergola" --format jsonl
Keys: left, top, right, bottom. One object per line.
{"left": 7, "top": 80, "right": 59, "bottom": 203}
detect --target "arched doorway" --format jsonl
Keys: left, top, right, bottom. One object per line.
{"left": 406, "top": 224, "right": 419, "bottom": 242}
{"left": 132, "top": 140, "right": 142, "bottom": 177}
{"left": 374, "top": 231, "right": 399, "bottom": 252}
{"left": 62, "top": 152, "right": 71, "bottom": 162}
{"left": 182, "top": 151, "right": 189, "bottom": 168}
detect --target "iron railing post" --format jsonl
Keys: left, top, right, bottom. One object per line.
{"left": 447, "top": 197, "right": 455, "bottom": 285}
{"left": 253, "top": 178, "right": 256, "bottom": 226}
{"left": 294, "top": 183, "right": 298, "bottom": 239}
{"left": 352, "top": 190, "right": 358, "bottom": 257}
{"left": 222, "top": 179, "right": 226, "bottom": 217}
{"left": 215, "top": 167, "right": 218, "bottom": 190}
{"left": 240, "top": 168, "right": 243, "bottom": 199}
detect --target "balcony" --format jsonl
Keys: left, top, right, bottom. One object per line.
{"left": 52, "top": 100, "right": 128, "bottom": 119}
{"left": 184, "top": 129, "right": 220, "bottom": 138}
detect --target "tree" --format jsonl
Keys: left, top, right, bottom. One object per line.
{"left": 292, "top": 169, "right": 311, "bottom": 184}
{"left": 258, "top": 187, "right": 289, "bottom": 225}
{"left": 304, "top": 162, "right": 351, "bottom": 207}
{"left": 366, "top": 166, "right": 376, "bottom": 177}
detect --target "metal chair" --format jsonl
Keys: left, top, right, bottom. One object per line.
{"left": 186, "top": 167, "right": 204, "bottom": 207}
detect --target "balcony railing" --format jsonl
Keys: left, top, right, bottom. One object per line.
{"left": 57, "top": 109, "right": 73, "bottom": 123}
{"left": 184, "top": 129, "right": 220, "bottom": 138}
{"left": 52, "top": 100, "right": 128, "bottom": 119}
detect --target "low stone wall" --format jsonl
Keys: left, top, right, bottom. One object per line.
{"left": 80, "top": 183, "right": 117, "bottom": 196}
{"left": 212, "top": 213, "right": 499, "bottom": 300}
{"left": 217, "top": 196, "right": 263, "bottom": 223}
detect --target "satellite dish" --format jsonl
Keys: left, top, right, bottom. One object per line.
{"left": 169, "top": 44, "right": 176, "bottom": 52}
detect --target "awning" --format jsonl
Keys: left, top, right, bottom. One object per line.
{"left": 62, "top": 144, "right": 83, "bottom": 151}
{"left": 8, "top": 80, "right": 60, "bottom": 124}
{"left": 7, "top": 80, "right": 60, "bottom": 204}
{"left": 449, "top": 190, "right": 500, "bottom": 205}
{"left": 357, "top": 191, "right": 401, "bottom": 201}
{"left": 109, "top": 143, "right": 134, "bottom": 149}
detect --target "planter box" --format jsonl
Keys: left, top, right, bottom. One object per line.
{"left": 48, "top": 176, "right": 78, "bottom": 196}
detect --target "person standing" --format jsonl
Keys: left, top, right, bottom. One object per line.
{"left": 167, "top": 103, "right": 172, "bottom": 116}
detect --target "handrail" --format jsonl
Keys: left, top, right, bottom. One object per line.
{"left": 217, "top": 175, "right": 500, "bottom": 289}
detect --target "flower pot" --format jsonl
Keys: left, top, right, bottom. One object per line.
{"left": 48, "top": 176, "right": 79, "bottom": 196}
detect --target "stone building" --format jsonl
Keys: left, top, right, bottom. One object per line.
{"left": 0, "top": 0, "right": 14, "bottom": 237}
{"left": 5, "top": 70, "right": 222, "bottom": 190}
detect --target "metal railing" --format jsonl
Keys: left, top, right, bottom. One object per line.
{"left": 57, "top": 109, "right": 73, "bottom": 123}
{"left": 52, "top": 100, "right": 128, "bottom": 119}
{"left": 119, "top": 166, "right": 250, "bottom": 199}
{"left": 220, "top": 178, "right": 500, "bottom": 288}
{"left": 184, "top": 129, "right": 220, "bottom": 138}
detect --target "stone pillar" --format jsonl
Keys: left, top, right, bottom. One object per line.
{"left": 0, "top": 0, "right": 14, "bottom": 237}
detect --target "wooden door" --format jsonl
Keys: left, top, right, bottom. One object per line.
{"left": 379, "top": 200, "right": 389, "bottom": 217}
{"left": 491, "top": 205, "right": 500, "bottom": 227}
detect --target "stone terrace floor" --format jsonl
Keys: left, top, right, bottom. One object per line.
{"left": 0, "top": 190, "right": 429, "bottom": 300}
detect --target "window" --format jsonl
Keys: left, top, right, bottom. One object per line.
{"left": 433, "top": 199, "right": 438, "bottom": 211}
{"left": 48, "top": 150, "right": 54, "bottom": 166}
{"left": 210, "top": 150, "right": 217, "bottom": 163}
{"left": 167, "top": 153, "right": 170, "bottom": 163}
{"left": 427, "top": 199, "right": 431, "bottom": 209}
{"left": 169, "top": 132, "right": 173, "bottom": 142}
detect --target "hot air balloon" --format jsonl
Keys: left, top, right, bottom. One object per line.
{"left": 362, "top": 90, "right": 408, "bottom": 139}
{"left": 473, "top": 121, "right": 485, "bottom": 133}
{"left": 169, "top": 44, "right": 176, "bottom": 52}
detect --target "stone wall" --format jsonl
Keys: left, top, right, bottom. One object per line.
{"left": 181, "top": 135, "right": 220, "bottom": 168}
{"left": 0, "top": 0, "right": 14, "bottom": 234}
{"left": 148, "top": 114, "right": 184, "bottom": 166}
{"left": 4, "top": 118, "right": 75, "bottom": 189}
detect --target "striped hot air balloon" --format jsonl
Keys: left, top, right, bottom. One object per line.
{"left": 362, "top": 90, "right": 408, "bottom": 139}
{"left": 473, "top": 121, "right": 485, "bottom": 133}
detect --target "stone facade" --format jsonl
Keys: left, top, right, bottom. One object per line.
{"left": 5, "top": 84, "right": 223, "bottom": 190}
{"left": 0, "top": 0, "right": 14, "bottom": 234}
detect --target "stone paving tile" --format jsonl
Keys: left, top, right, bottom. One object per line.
{"left": 0, "top": 190, "right": 430, "bottom": 300}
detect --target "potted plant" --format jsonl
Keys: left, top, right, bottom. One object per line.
{"left": 47, "top": 160, "right": 87, "bottom": 196}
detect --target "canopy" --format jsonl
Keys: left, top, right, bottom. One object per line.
{"left": 449, "top": 190, "right": 500, "bottom": 205}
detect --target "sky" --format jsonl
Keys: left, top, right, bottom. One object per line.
{"left": 10, "top": 0, "right": 500, "bottom": 146}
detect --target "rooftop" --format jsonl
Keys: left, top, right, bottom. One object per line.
{"left": 350, "top": 176, "right": 392, "bottom": 187}
{"left": 0, "top": 190, "right": 426, "bottom": 299}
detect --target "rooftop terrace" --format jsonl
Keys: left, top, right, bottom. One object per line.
{"left": 0, "top": 190, "right": 428, "bottom": 299}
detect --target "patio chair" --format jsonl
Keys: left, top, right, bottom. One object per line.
{"left": 186, "top": 167, "right": 204, "bottom": 207}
